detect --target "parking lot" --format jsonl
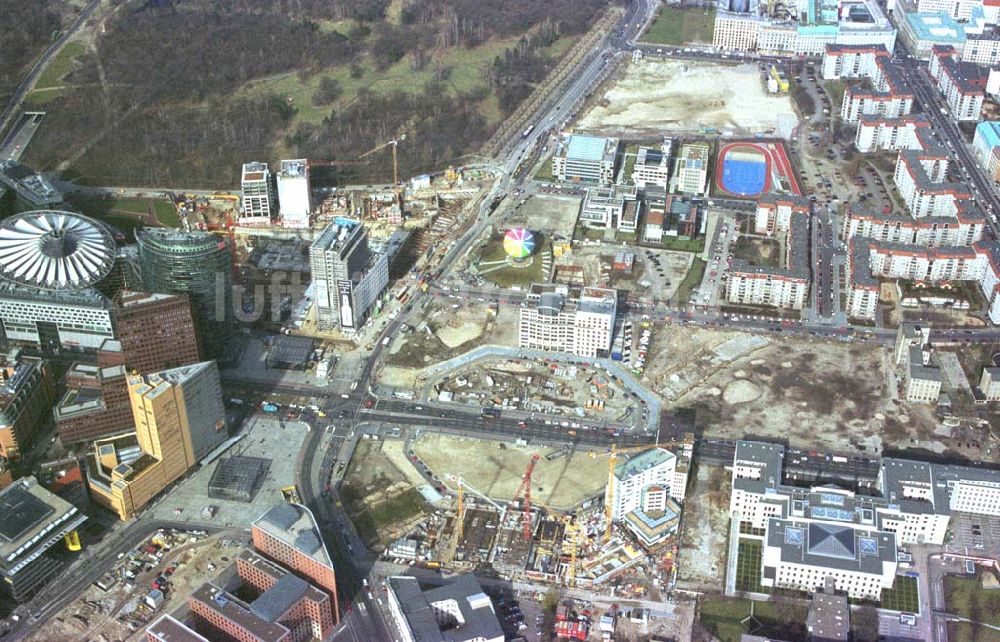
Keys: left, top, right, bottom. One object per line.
{"left": 696, "top": 214, "right": 737, "bottom": 306}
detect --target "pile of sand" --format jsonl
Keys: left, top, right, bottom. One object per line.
{"left": 723, "top": 379, "right": 761, "bottom": 405}
{"left": 436, "top": 321, "right": 483, "bottom": 348}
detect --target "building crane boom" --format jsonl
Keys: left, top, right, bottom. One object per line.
{"left": 511, "top": 454, "right": 540, "bottom": 542}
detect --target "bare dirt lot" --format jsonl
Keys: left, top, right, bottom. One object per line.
{"left": 642, "top": 325, "right": 940, "bottom": 454}
{"left": 730, "top": 235, "right": 781, "bottom": 269}
{"left": 676, "top": 463, "right": 730, "bottom": 591}
{"left": 412, "top": 433, "right": 607, "bottom": 510}
{"left": 578, "top": 60, "right": 797, "bottom": 136}
{"left": 380, "top": 300, "right": 520, "bottom": 387}
{"left": 31, "top": 532, "right": 245, "bottom": 642}
{"left": 507, "top": 194, "right": 582, "bottom": 239}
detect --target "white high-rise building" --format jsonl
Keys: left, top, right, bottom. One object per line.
{"left": 240, "top": 162, "right": 273, "bottom": 226}
{"left": 309, "top": 220, "right": 389, "bottom": 333}
{"left": 277, "top": 159, "right": 311, "bottom": 229}
{"left": 609, "top": 448, "right": 677, "bottom": 521}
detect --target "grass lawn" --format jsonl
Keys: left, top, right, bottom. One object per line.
{"left": 65, "top": 194, "right": 179, "bottom": 237}
{"left": 641, "top": 7, "right": 716, "bottom": 45}
{"left": 735, "top": 538, "right": 765, "bottom": 593}
{"left": 621, "top": 152, "right": 637, "bottom": 184}
{"left": 881, "top": 575, "right": 919, "bottom": 613}
{"left": 474, "top": 234, "right": 549, "bottom": 288}
{"left": 699, "top": 595, "right": 808, "bottom": 642}
{"left": 34, "top": 41, "right": 86, "bottom": 90}
{"left": 822, "top": 80, "right": 846, "bottom": 110}
{"left": 659, "top": 236, "right": 705, "bottom": 253}
{"left": 236, "top": 34, "right": 574, "bottom": 128}
{"left": 945, "top": 574, "right": 1000, "bottom": 627}
{"left": 534, "top": 154, "right": 555, "bottom": 182}
{"left": 152, "top": 201, "right": 181, "bottom": 227}
{"left": 676, "top": 257, "right": 706, "bottom": 304}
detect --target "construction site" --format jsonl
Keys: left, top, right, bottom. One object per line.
{"left": 27, "top": 529, "right": 245, "bottom": 642}
{"left": 378, "top": 298, "right": 521, "bottom": 387}
{"left": 428, "top": 358, "right": 635, "bottom": 423}
{"left": 360, "top": 431, "right": 696, "bottom": 599}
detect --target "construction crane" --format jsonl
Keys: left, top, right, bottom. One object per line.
{"left": 359, "top": 134, "right": 407, "bottom": 186}
{"left": 510, "top": 454, "right": 540, "bottom": 542}
{"left": 446, "top": 474, "right": 503, "bottom": 511}
{"left": 456, "top": 480, "right": 465, "bottom": 540}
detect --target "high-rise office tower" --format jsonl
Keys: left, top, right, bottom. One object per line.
{"left": 277, "top": 159, "right": 311, "bottom": 229}
{"left": 309, "top": 219, "right": 388, "bottom": 333}
{"left": 86, "top": 361, "right": 227, "bottom": 520}
{"left": 135, "top": 229, "right": 233, "bottom": 363}
{"left": 241, "top": 161, "right": 274, "bottom": 226}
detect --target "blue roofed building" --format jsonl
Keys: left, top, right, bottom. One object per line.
{"left": 974, "top": 121, "right": 1000, "bottom": 181}
{"left": 551, "top": 135, "right": 619, "bottom": 186}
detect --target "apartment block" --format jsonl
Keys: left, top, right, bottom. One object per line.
{"left": 980, "top": 366, "right": 1000, "bottom": 401}
{"left": 726, "top": 205, "right": 809, "bottom": 310}
{"left": 518, "top": 284, "right": 617, "bottom": 358}
{"left": 929, "top": 45, "right": 988, "bottom": 121}
{"left": 823, "top": 45, "right": 914, "bottom": 123}
{"left": 846, "top": 239, "right": 880, "bottom": 319}
{"left": 854, "top": 114, "right": 932, "bottom": 153}
{"left": 754, "top": 193, "right": 811, "bottom": 236}
{"left": 973, "top": 120, "right": 1000, "bottom": 181}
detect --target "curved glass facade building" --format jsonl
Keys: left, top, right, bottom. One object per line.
{"left": 135, "top": 229, "right": 233, "bottom": 362}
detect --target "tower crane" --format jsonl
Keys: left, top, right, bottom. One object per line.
{"left": 602, "top": 441, "right": 685, "bottom": 543}
{"left": 307, "top": 134, "right": 407, "bottom": 174}
{"left": 446, "top": 473, "right": 504, "bottom": 545}
{"left": 358, "top": 135, "right": 407, "bottom": 186}
{"left": 510, "top": 454, "right": 540, "bottom": 542}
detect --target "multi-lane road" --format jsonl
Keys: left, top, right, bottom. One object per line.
{"left": 893, "top": 54, "right": 1000, "bottom": 231}
{"left": 0, "top": 0, "right": 102, "bottom": 140}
